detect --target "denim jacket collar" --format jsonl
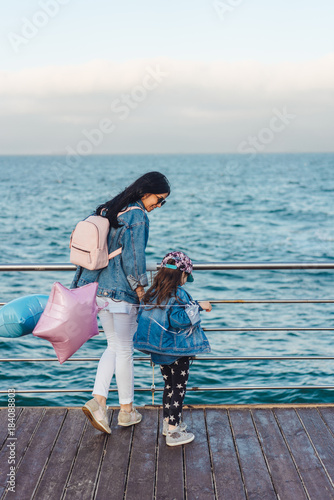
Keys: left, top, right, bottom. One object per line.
{"left": 135, "top": 199, "right": 146, "bottom": 211}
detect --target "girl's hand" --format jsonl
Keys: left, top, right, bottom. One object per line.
{"left": 198, "top": 301, "right": 212, "bottom": 312}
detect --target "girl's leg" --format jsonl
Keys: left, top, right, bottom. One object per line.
{"left": 160, "top": 364, "right": 173, "bottom": 421}
{"left": 168, "top": 357, "right": 190, "bottom": 427}
{"left": 92, "top": 308, "right": 116, "bottom": 405}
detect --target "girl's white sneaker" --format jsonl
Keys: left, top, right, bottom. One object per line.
{"left": 163, "top": 419, "right": 187, "bottom": 436}
{"left": 166, "top": 429, "right": 194, "bottom": 447}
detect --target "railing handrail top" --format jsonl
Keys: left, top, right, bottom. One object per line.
{"left": 2, "top": 356, "right": 334, "bottom": 362}
{"left": 1, "top": 261, "right": 334, "bottom": 272}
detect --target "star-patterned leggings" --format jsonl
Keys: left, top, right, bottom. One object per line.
{"left": 160, "top": 357, "right": 190, "bottom": 425}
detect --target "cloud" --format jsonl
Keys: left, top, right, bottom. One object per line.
{"left": 0, "top": 55, "right": 333, "bottom": 154}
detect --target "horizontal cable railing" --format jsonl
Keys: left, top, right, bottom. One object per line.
{"left": 1, "top": 262, "right": 334, "bottom": 271}
{"left": 1, "top": 261, "right": 334, "bottom": 402}
{"left": 2, "top": 387, "right": 334, "bottom": 395}
{"left": 1, "top": 357, "right": 334, "bottom": 397}
{"left": 3, "top": 356, "right": 334, "bottom": 362}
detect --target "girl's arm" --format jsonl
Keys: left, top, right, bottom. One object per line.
{"left": 169, "top": 301, "right": 193, "bottom": 329}
{"left": 198, "top": 301, "right": 212, "bottom": 312}
{"left": 169, "top": 289, "right": 202, "bottom": 329}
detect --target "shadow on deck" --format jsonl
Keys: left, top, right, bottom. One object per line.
{"left": 1, "top": 405, "right": 334, "bottom": 499}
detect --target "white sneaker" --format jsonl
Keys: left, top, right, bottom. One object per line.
{"left": 163, "top": 419, "right": 187, "bottom": 436}
{"left": 118, "top": 407, "right": 142, "bottom": 427}
{"left": 166, "top": 428, "right": 195, "bottom": 447}
{"left": 82, "top": 398, "right": 111, "bottom": 434}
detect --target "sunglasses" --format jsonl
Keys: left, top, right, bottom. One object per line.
{"left": 155, "top": 195, "right": 167, "bottom": 206}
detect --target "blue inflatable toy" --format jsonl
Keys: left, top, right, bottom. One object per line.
{"left": 0, "top": 295, "right": 49, "bottom": 338}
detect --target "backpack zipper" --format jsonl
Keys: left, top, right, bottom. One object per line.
{"left": 71, "top": 245, "right": 91, "bottom": 254}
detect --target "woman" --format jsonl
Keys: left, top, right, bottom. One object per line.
{"left": 71, "top": 171, "right": 170, "bottom": 434}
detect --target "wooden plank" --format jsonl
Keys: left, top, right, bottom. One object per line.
{"left": 0, "top": 407, "right": 45, "bottom": 498}
{"left": 275, "top": 408, "right": 334, "bottom": 499}
{"left": 185, "top": 404, "right": 334, "bottom": 410}
{"left": 0, "top": 409, "right": 8, "bottom": 449}
{"left": 4, "top": 408, "right": 66, "bottom": 500}
{"left": 155, "top": 409, "right": 184, "bottom": 500}
{"left": 252, "top": 409, "right": 308, "bottom": 500}
{"left": 1, "top": 404, "right": 334, "bottom": 500}
{"left": 63, "top": 408, "right": 111, "bottom": 500}
{"left": 9, "top": 408, "right": 44, "bottom": 464}
{"left": 206, "top": 408, "right": 246, "bottom": 500}
{"left": 94, "top": 408, "right": 133, "bottom": 499}
{"left": 319, "top": 407, "right": 334, "bottom": 435}
{"left": 297, "top": 408, "right": 334, "bottom": 485}
{"left": 0, "top": 407, "right": 23, "bottom": 451}
{"left": 33, "top": 409, "right": 87, "bottom": 500}
{"left": 125, "top": 408, "right": 158, "bottom": 500}
{"left": 229, "top": 409, "right": 276, "bottom": 500}
{"left": 184, "top": 408, "right": 215, "bottom": 500}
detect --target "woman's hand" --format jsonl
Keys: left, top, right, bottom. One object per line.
{"left": 136, "top": 286, "right": 145, "bottom": 300}
{"left": 198, "top": 301, "right": 212, "bottom": 312}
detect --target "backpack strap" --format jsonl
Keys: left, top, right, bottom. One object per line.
{"left": 108, "top": 247, "right": 123, "bottom": 260}
{"left": 108, "top": 206, "right": 144, "bottom": 260}
{"left": 117, "top": 206, "right": 144, "bottom": 217}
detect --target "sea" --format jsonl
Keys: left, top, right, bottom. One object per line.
{"left": 1, "top": 153, "right": 334, "bottom": 407}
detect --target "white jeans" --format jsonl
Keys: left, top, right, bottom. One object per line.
{"left": 93, "top": 297, "right": 138, "bottom": 404}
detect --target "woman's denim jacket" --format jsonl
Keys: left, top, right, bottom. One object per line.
{"left": 71, "top": 200, "right": 149, "bottom": 304}
{"left": 133, "top": 286, "right": 211, "bottom": 356}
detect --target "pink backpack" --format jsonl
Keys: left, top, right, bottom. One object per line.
{"left": 69, "top": 207, "right": 143, "bottom": 270}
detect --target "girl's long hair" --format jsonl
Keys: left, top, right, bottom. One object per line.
{"left": 143, "top": 259, "right": 184, "bottom": 306}
{"left": 96, "top": 171, "right": 170, "bottom": 228}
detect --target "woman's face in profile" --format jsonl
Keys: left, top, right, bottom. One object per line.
{"left": 141, "top": 193, "right": 169, "bottom": 212}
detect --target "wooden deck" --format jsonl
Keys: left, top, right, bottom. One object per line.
{"left": 1, "top": 405, "right": 334, "bottom": 499}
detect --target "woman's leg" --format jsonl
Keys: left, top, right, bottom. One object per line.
{"left": 82, "top": 308, "right": 117, "bottom": 433}
{"left": 92, "top": 308, "right": 116, "bottom": 405}
{"left": 112, "top": 308, "right": 138, "bottom": 409}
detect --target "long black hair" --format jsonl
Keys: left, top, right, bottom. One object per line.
{"left": 96, "top": 171, "right": 170, "bottom": 228}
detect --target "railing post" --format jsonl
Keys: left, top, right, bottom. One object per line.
{"left": 150, "top": 360, "right": 156, "bottom": 405}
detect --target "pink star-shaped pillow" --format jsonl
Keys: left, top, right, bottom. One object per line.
{"left": 33, "top": 282, "right": 99, "bottom": 364}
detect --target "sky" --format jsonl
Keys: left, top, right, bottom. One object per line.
{"left": 0, "top": 0, "right": 333, "bottom": 155}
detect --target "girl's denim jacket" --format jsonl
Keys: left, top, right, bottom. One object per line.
{"left": 133, "top": 286, "right": 211, "bottom": 357}
{"left": 71, "top": 200, "right": 149, "bottom": 304}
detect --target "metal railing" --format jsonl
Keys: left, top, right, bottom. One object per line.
{"left": 1, "top": 261, "right": 334, "bottom": 404}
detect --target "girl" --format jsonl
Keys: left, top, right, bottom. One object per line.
{"left": 71, "top": 171, "right": 171, "bottom": 434}
{"left": 134, "top": 251, "right": 212, "bottom": 446}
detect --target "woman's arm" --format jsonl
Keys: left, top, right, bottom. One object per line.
{"left": 121, "top": 220, "right": 149, "bottom": 292}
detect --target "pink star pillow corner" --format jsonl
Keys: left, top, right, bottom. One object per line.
{"left": 33, "top": 282, "right": 100, "bottom": 364}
